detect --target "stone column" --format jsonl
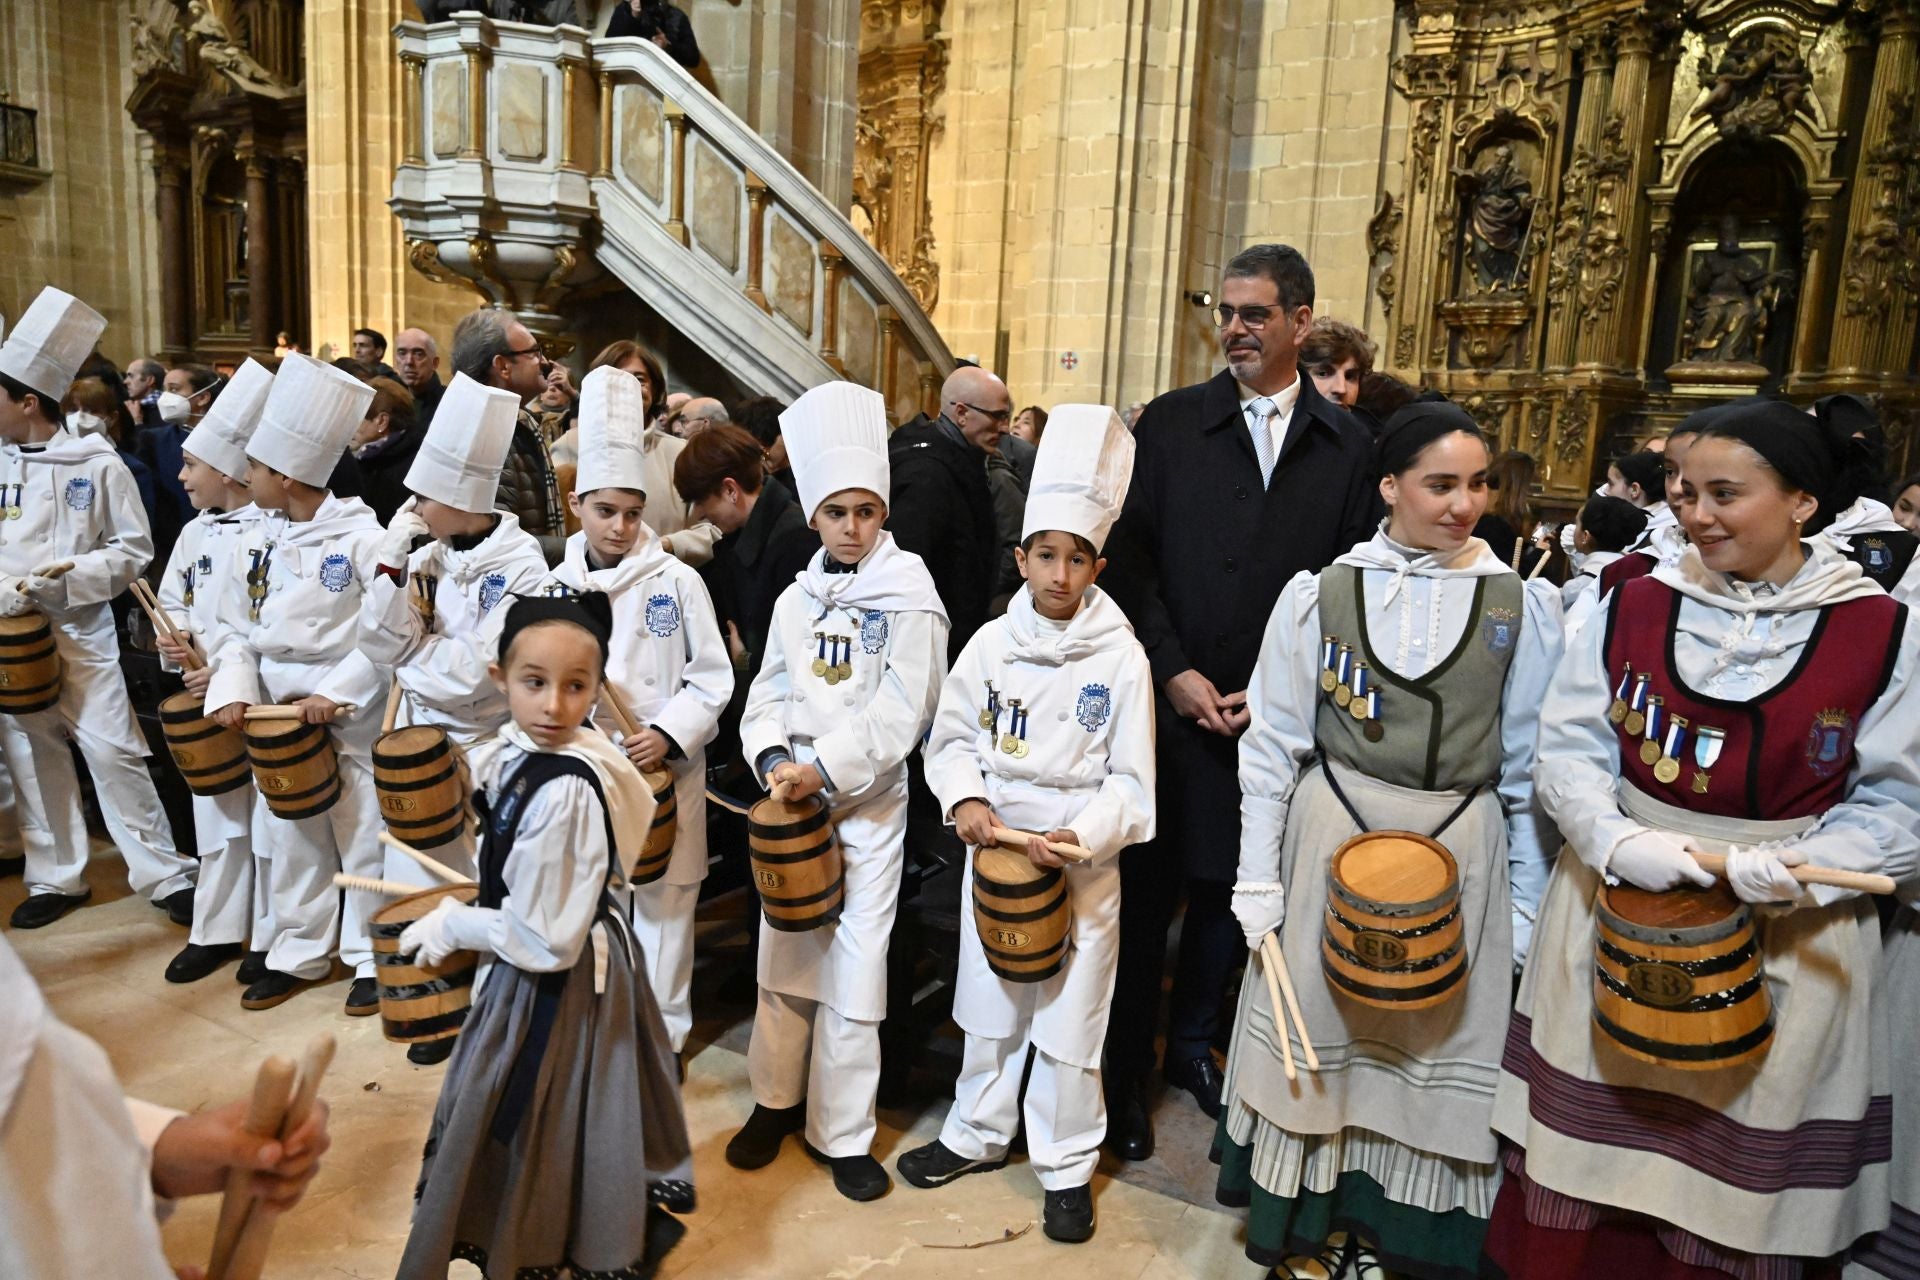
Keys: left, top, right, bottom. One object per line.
{"left": 154, "top": 154, "right": 194, "bottom": 359}
{"left": 243, "top": 146, "right": 275, "bottom": 359}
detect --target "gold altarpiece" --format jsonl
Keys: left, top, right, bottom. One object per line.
{"left": 1375, "top": 0, "right": 1920, "bottom": 503}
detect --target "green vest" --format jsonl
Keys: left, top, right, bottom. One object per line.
{"left": 1313, "top": 564, "right": 1522, "bottom": 792}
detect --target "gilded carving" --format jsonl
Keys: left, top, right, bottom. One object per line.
{"left": 1397, "top": 51, "right": 1462, "bottom": 98}
{"left": 1367, "top": 192, "right": 1403, "bottom": 319}
{"left": 185, "top": 0, "right": 299, "bottom": 99}
{"left": 1842, "top": 93, "right": 1920, "bottom": 319}
{"left": 1453, "top": 141, "right": 1536, "bottom": 293}
{"left": 131, "top": 0, "right": 189, "bottom": 80}
{"left": 1554, "top": 389, "right": 1591, "bottom": 465}
{"left": 1409, "top": 101, "right": 1444, "bottom": 191}
{"left": 1688, "top": 26, "right": 1811, "bottom": 140}
{"left": 1675, "top": 219, "right": 1794, "bottom": 368}
{"left": 856, "top": 0, "right": 946, "bottom": 312}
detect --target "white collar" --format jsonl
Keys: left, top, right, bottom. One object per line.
{"left": 1236, "top": 377, "right": 1301, "bottom": 418}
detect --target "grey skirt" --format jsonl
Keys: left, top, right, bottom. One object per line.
{"left": 396, "top": 910, "right": 694, "bottom": 1280}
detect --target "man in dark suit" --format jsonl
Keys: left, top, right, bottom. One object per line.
{"left": 1100, "top": 243, "right": 1378, "bottom": 1158}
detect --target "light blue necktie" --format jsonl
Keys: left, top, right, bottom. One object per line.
{"left": 1248, "top": 397, "right": 1278, "bottom": 489}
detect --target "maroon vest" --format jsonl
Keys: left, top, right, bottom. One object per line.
{"left": 1598, "top": 550, "right": 1656, "bottom": 598}
{"left": 1602, "top": 577, "right": 1905, "bottom": 820}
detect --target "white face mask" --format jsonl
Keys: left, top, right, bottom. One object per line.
{"left": 66, "top": 411, "right": 108, "bottom": 437}
{"left": 1559, "top": 523, "right": 1577, "bottom": 556}
{"left": 157, "top": 391, "right": 195, "bottom": 424}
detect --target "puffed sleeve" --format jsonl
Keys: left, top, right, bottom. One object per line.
{"left": 1237, "top": 571, "right": 1324, "bottom": 885}
{"left": 484, "top": 775, "right": 614, "bottom": 972}
{"left": 648, "top": 571, "right": 733, "bottom": 755}
{"left": 1533, "top": 592, "right": 1641, "bottom": 873}
{"left": 1502, "top": 579, "right": 1565, "bottom": 963}
{"left": 810, "top": 608, "right": 950, "bottom": 796}
{"left": 923, "top": 626, "right": 993, "bottom": 818}
{"left": 1063, "top": 644, "right": 1157, "bottom": 863}
{"left": 740, "top": 586, "right": 799, "bottom": 778}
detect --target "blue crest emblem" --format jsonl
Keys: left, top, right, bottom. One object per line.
{"left": 1806, "top": 708, "right": 1855, "bottom": 779}
{"left": 1481, "top": 607, "right": 1518, "bottom": 654}
{"left": 63, "top": 477, "right": 95, "bottom": 511}
{"left": 543, "top": 581, "right": 575, "bottom": 598}
{"left": 645, "top": 592, "right": 681, "bottom": 637}
{"left": 318, "top": 553, "right": 354, "bottom": 593}
{"left": 478, "top": 571, "right": 508, "bottom": 614}
{"left": 1075, "top": 683, "right": 1112, "bottom": 733}
{"left": 1863, "top": 538, "right": 1892, "bottom": 572}
{"left": 860, "top": 611, "right": 889, "bottom": 654}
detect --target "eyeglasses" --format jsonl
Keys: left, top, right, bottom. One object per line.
{"left": 958, "top": 401, "right": 1013, "bottom": 425}
{"left": 1214, "top": 304, "right": 1284, "bottom": 331}
{"left": 507, "top": 344, "right": 545, "bottom": 362}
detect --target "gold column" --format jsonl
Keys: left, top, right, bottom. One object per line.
{"left": 462, "top": 46, "right": 489, "bottom": 161}
{"left": 664, "top": 105, "right": 689, "bottom": 246}
{"left": 1544, "top": 30, "right": 1613, "bottom": 370}
{"left": 744, "top": 172, "right": 771, "bottom": 312}
{"left": 401, "top": 54, "right": 426, "bottom": 166}
{"left": 819, "top": 242, "right": 846, "bottom": 373}
{"left": 593, "top": 71, "right": 614, "bottom": 180}
{"left": 1574, "top": 16, "right": 1661, "bottom": 374}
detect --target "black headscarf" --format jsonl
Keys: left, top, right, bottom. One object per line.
{"left": 497, "top": 591, "right": 615, "bottom": 671}
{"left": 1696, "top": 398, "right": 1868, "bottom": 534}
{"left": 1373, "top": 395, "right": 1486, "bottom": 479}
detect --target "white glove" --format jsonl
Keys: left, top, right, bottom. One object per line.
{"left": 1232, "top": 881, "right": 1287, "bottom": 949}
{"left": 1605, "top": 829, "right": 1716, "bottom": 892}
{"left": 1724, "top": 845, "right": 1805, "bottom": 905}
{"left": 0, "top": 579, "right": 32, "bottom": 617}
{"left": 22, "top": 575, "right": 65, "bottom": 609}
{"left": 378, "top": 509, "right": 431, "bottom": 569}
{"left": 397, "top": 896, "right": 494, "bottom": 966}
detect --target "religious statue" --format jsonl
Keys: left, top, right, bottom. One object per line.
{"left": 1679, "top": 217, "right": 1794, "bottom": 367}
{"left": 185, "top": 0, "right": 300, "bottom": 99}
{"left": 1453, "top": 142, "right": 1535, "bottom": 293}
{"left": 1690, "top": 28, "right": 1812, "bottom": 140}
{"left": 130, "top": 0, "right": 188, "bottom": 80}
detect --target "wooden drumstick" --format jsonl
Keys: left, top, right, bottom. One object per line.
{"left": 381, "top": 675, "right": 404, "bottom": 736}
{"left": 769, "top": 776, "right": 796, "bottom": 803}
{"left": 333, "top": 872, "right": 423, "bottom": 896}
{"left": 1689, "top": 850, "right": 1895, "bottom": 895}
{"left": 602, "top": 680, "right": 643, "bottom": 739}
{"left": 989, "top": 825, "right": 1093, "bottom": 863}
{"left": 222, "top": 1036, "right": 335, "bottom": 1280}
{"left": 1263, "top": 932, "right": 1320, "bottom": 1072}
{"left": 1258, "top": 935, "right": 1296, "bottom": 1082}
{"left": 205, "top": 1054, "right": 297, "bottom": 1280}
{"left": 378, "top": 830, "right": 474, "bottom": 886}
{"left": 243, "top": 703, "right": 357, "bottom": 722}
{"left": 28, "top": 560, "right": 76, "bottom": 581}
{"left": 132, "top": 579, "right": 204, "bottom": 671}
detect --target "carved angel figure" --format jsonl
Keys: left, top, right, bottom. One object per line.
{"left": 186, "top": 0, "right": 298, "bottom": 97}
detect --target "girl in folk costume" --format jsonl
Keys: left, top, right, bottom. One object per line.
{"left": 1220, "top": 400, "right": 1564, "bottom": 1280}
{"left": 901, "top": 404, "right": 1155, "bottom": 1243}
{"left": 155, "top": 358, "right": 282, "bottom": 986}
{"left": 0, "top": 287, "right": 198, "bottom": 933}
{"left": 540, "top": 365, "right": 733, "bottom": 1060}
{"left": 727, "top": 381, "right": 949, "bottom": 1202}
{"left": 395, "top": 592, "right": 692, "bottom": 1280}
{"left": 1488, "top": 400, "right": 1920, "bottom": 1279}
{"left": 1590, "top": 410, "right": 1724, "bottom": 604}
{"left": 1806, "top": 394, "right": 1920, "bottom": 602}
{"left": 206, "top": 355, "right": 392, "bottom": 1016}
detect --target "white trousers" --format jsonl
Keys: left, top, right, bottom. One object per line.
{"left": 187, "top": 787, "right": 264, "bottom": 948}
{"left": 256, "top": 756, "right": 383, "bottom": 979}
{"left": 748, "top": 987, "right": 882, "bottom": 1157}
{"left": 630, "top": 879, "right": 698, "bottom": 1053}
{"left": 379, "top": 820, "right": 477, "bottom": 890}
{"left": 940, "top": 1033, "right": 1105, "bottom": 1189}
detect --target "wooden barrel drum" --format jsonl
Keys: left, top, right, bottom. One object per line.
{"left": 1593, "top": 882, "right": 1773, "bottom": 1071}
{"left": 0, "top": 611, "right": 62, "bottom": 714}
{"left": 1321, "top": 830, "right": 1467, "bottom": 1011}
{"left": 370, "top": 883, "right": 481, "bottom": 1044}
{"left": 373, "top": 726, "right": 470, "bottom": 850}
{"left": 159, "top": 693, "right": 251, "bottom": 796}
{"left": 632, "top": 766, "right": 677, "bottom": 885}
{"left": 971, "top": 843, "right": 1072, "bottom": 982}
{"left": 746, "top": 793, "right": 844, "bottom": 931}
{"left": 246, "top": 716, "right": 342, "bottom": 820}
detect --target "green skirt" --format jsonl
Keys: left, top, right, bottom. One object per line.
{"left": 1215, "top": 1124, "right": 1490, "bottom": 1280}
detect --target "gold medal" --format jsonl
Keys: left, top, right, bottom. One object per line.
{"left": 1364, "top": 720, "right": 1384, "bottom": 743}
{"left": 1320, "top": 670, "right": 1337, "bottom": 693}
{"left": 1334, "top": 684, "right": 1352, "bottom": 708}
{"left": 836, "top": 661, "right": 853, "bottom": 681}
{"left": 1000, "top": 732, "right": 1020, "bottom": 754}
{"left": 811, "top": 658, "right": 829, "bottom": 677}
{"left": 824, "top": 668, "right": 841, "bottom": 686}
{"left": 1654, "top": 757, "right": 1681, "bottom": 785}
{"left": 1639, "top": 739, "right": 1661, "bottom": 767}
{"left": 1691, "top": 771, "right": 1711, "bottom": 794}
{"left": 1350, "top": 695, "right": 1369, "bottom": 721}
{"left": 1012, "top": 740, "right": 1029, "bottom": 759}
{"left": 978, "top": 708, "right": 996, "bottom": 729}
{"left": 4, "top": 505, "right": 18, "bottom": 521}
{"left": 1623, "top": 710, "right": 1645, "bottom": 737}
{"left": 1608, "top": 699, "right": 1629, "bottom": 725}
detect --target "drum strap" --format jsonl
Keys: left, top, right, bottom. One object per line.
{"left": 1314, "top": 746, "right": 1481, "bottom": 842}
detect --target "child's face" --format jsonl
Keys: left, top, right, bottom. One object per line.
{"left": 246, "top": 458, "right": 289, "bottom": 511}
{"left": 811, "top": 489, "right": 886, "bottom": 565}
{"left": 178, "top": 452, "right": 229, "bottom": 511}
{"left": 414, "top": 497, "right": 474, "bottom": 542}
{"left": 570, "top": 488, "right": 646, "bottom": 561}
{"left": 1016, "top": 531, "right": 1104, "bottom": 620}
{"left": 491, "top": 622, "right": 602, "bottom": 750}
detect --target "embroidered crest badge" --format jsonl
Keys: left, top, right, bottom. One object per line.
{"left": 1076, "top": 683, "right": 1112, "bottom": 732}
{"left": 478, "top": 571, "right": 508, "bottom": 614}
{"left": 1481, "top": 606, "right": 1518, "bottom": 654}
{"left": 1805, "top": 707, "right": 1855, "bottom": 779}
{"left": 1862, "top": 537, "right": 1892, "bottom": 573}
{"left": 62, "top": 477, "right": 95, "bottom": 511}
{"left": 318, "top": 553, "right": 354, "bottom": 593}
{"left": 645, "top": 592, "right": 682, "bottom": 637}
{"left": 860, "top": 610, "right": 889, "bottom": 653}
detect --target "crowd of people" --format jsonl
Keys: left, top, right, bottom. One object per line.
{"left": 1, "top": 234, "right": 1918, "bottom": 1280}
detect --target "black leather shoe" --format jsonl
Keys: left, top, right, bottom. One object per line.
{"left": 407, "top": 1039, "right": 455, "bottom": 1066}
{"left": 1164, "top": 1053, "right": 1225, "bottom": 1119}
{"left": 344, "top": 976, "right": 380, "bottom": 1016}
{"left": 236, "top": 950, "right": 269, "bottom": 985}
{"left": 896, "top": 1139, "right": 1007, "bottom": 1188}
{"left": 0, "top": 855, "right": 23, "bottom": 879}
{"left": 166, "top": 942, "right": 240, "bottom": 984}
{"left": 10, "top": 890, "right": 90, "bottom": 930}
{"left": 157, "top": 887, "right": 196, "bottom": 927}
{"left": 725, "top": 1102, "right": 805, "bottom": 1170}
{"left": 803, "top": 1142, "right": 890, "bottom": 1201}
{"left": 649, "top": 1178, "right": 696, "bottom": 1214}
{"left": 241, "top": 970, "right": 313, "bottom": 1010}
{"left": 1105, "top": 1079, "right": 1153, "bottom": 1161}
{"left": 1043, "top": 1184, "right": 1096, "bottom": 1243}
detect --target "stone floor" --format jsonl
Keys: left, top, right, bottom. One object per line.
{"left": 3, "top": 847, "right": 1292, "bottom": 1280}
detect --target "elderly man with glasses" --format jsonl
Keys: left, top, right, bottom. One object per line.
{"left": 450, "top": 307, "right": 567, "bottom": 563}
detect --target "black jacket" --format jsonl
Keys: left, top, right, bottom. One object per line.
{"left": 704, "top": 485, "right": 819, "bottom": 764}
{"left": 493, "top": 413, "right": 566, "bottom": 565}
{"left": 409, "top": 374, "right": 446, "bottom": 433}
{"left": 886, "top": 415, "right": 997, "bottom": 659}
{"left": 605, "top": 1, "right": 701, "bottom": 68}
{"left": 354, "top": 421, "right": 430, "bottom": 525}
{"left": 1102, "top": 370, "right": 1377, "bottom": 880}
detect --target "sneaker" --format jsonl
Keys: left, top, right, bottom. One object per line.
{"left": 407, "top": 1039, "right": 455, "bottom": 1066}
{"left": 241, "top": 970, "right": 314, "bottom": 1011}
{"left": 344, "top": 976, "right": 380, "bottom": 1016}
{"left": 895, "top": 1139, "right": 1007, "bottom": 1189}
{"left": 165, "top": 941, "right": 241, "bottom": 984}
{"left": 724, "top": 1103, "right": 805, "bottom": 1170}
{"left": 157, "top": 887, "right": 196, "bottom": 927}
{"left": 1043, "top": 1184, "right": 1095, "bottom": 1243}
{"left": 236, "top": 950, "right": 269, "bottom": 985}
{"left": 10, "top": 890, "right": 91, "bottom": 930}
{"left": 802, "top": 1141, "right": 890, "bottom": 1201}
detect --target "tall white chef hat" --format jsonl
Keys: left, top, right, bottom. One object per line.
{"left": 247, "top": 353, "right": 376, "bottom": 487}
{"left": 1020, "top": 403, "right": 1135, "bottom": 552}
{"left": 782, "top": 381, "right": 890, "bottom": 520}
{"left": 183, "top": 358, "right": 274, "bottom": 480}
{"left": 0, "top": 287, "right": 107, "bottom": 405}
{"left": 575, "top": 364, "right": 649, "bottom": 495}
{"left": 405, "top": 372, "right": 521, "bottom": 513}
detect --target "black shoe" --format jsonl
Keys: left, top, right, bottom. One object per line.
{"left": 649, "top": 1178, "right": 696, "bottom": 1214}
{"left": 157, "top": 887, "right": 195, "bottom": 927}
{"left": 407, "top": 1039, "right": 455, "bottom": 1066}
{"left": 1164, "top": 1053, "right": 1225, "bottom": 1119}
{"left": 1043, "top": 1184, "right": 1095, "bottom": 1243}
{"left": 241, "top": 970, "right": 313, "bottom": 1010}
{"left": 10, "top": 890, "right": 90, "bottom": 930}
{"left": 236, "top": 950, "right": 269, "bottom": 985}
{"left": 895, "top": 1139, "right": 1007, "bottom": 1189}
{"left": 0, "top": 855, "right": 22, "bottom": 879}
{"left": 1105, "top": 1079, "right": 1153, "bottom": 1161}
{"left": 344, "top": 976, "right": 380, "bottom": 1016}
{"left": 802, "top": 1142, "right": 890, "bottom": 1202}
{"left": 724, "top": 1103, "right": 805, "bottom": 1170}
{"left": 165, "top": 941, "right": 241, "bottom": 984}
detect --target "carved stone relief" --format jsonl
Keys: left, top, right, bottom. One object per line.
{"left": 1688, "top": 25, "right": 1811, "bottom": 141}
{"left": 855, "top": 0, "right": 946, "bottom": 312}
